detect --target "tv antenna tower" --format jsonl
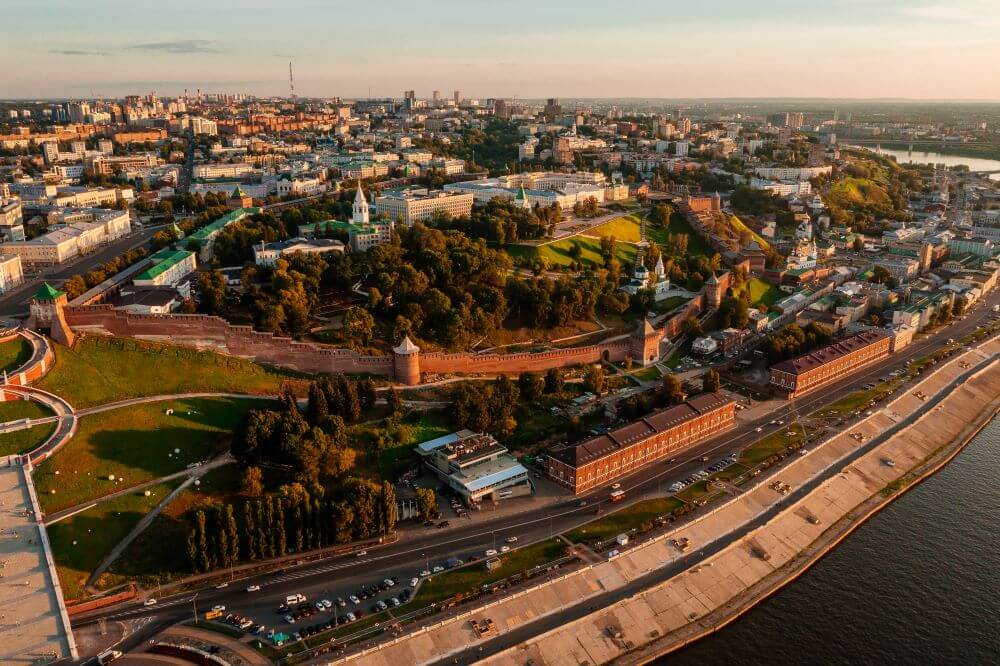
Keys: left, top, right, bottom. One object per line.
{"left": 289, "top": 61, "right": 296, "bottom": 100}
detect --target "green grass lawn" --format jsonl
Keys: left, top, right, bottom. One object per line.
{"left": 34, "top": 396, "right": 275, "bottom": 513}
{"left": 737, "top": 278, "right": 782, "bottom": 307}
{"left": 0, "top": 335, "right": 33, "bottom": 374}
{"left": 739, "top": 423, "right": 810, "bottom": 467}
{"left": 0, "top": 399, "right": 53, "bottom": 422}
{"left": 0, "top": 399, "right": 57, "bottom": 456}
{"left": 565, "top": 497, "right": 683, "bottom": 545}
{"left": 410, "top": 538, "right": 568, "bottom": 607}
{"left": 0, "top": 422, "right": 57, "bottom": 456}
{"left": 813, "top": 379, "right": 903, "bottom": 418}
{"left": 629, "top": 365, "right": 662, "bottom": 382}
{"left": 48, "top": 481, "right": 180, "bottom": 600}
{"left": 589, "top": 214, "right": 643, "bottom": 243}
{"left": 37, "top": 336, "right": 300, "bottom": 409}
{"left": 506, "top": 235, "right": 638, "bottom": 269}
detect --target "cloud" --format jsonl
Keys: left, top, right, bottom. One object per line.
{"left": 50, "top": 49, "right": 108, "bottom": 56}
{"left": 126, "top": 39, "right": 219, "bottom": 54}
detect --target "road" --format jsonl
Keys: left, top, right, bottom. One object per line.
{"left": 436, "top": 346, "right": 1000, "bottom": 666}
{"left": 0, "top": 224, "right": 164, "bottom": 318}
{"left": 71, "top": 292, "right": 999, "bottom": 657}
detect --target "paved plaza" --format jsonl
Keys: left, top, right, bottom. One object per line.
{"left": 0, "top": 456, "right": 77, "bottom": 664}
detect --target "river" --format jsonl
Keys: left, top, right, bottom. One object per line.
{"left": 665, "top": 417, "right": 1000, "bottom": 665}
{"left": 858, "top": 146, "right": 1000, "bottom": 182}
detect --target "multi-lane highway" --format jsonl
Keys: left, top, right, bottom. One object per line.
{"left": 73, "top": 292, "right": 999, "bottom": 658}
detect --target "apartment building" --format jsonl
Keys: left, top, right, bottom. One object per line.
{"left": 0, "top": 255, "right": 25, "bottom": 294}
{"left": 374, "top": 190, "right": 473, "bottom": 225}
{"left": 548, "top": 393, "right": 736, "bottom": 494}
{"left": 753, "top": 166, "right": 832, "bottom": 180}
{"left": 193, "top": 163, "right": 255, "bottom": 180}
{"left": 0, "top": 208, "right": 131, "bottom": 267}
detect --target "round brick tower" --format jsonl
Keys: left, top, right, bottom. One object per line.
{"left": 392, "top": 335, "right": 421, "bottom": 386}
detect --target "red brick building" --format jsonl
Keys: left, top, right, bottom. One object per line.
{"left": 769, "top": 330, "right": 891, "bottom": 398}
{"left": 547, "top": 393, "right": 736, "bottom": 494}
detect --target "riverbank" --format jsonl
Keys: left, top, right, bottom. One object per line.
{"left": 467, "top": 337, "right": 998, "bottom": 666}
{"left": 616, "top": 373, "right": 1000, "bottom": 665}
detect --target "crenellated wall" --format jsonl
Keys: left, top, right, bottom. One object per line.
{"left": 58, "top": 300, "right": 708, "bottom": 384}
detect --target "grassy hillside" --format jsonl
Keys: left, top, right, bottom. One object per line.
{"left": 37, "top": 336, "right": 301, "bottom": 409}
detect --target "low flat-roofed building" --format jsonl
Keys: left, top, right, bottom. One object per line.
{"left": 416, "top": 430, "right": 532, "bottom": 504}
{"left": 0, "top": 254, "right": 25, "bottom": 294}
{"left": 133, "top": 248, "right": 197, "bottom": 287}
{"left": 769, "top": 330, "right": 891, "bottom": 398}
{"left": 548, "top": 393, "right": 736, "bottom": 494}
{"left": 117, "top": 286, "right": 182, "bottom": 314}
{"left": 0, "top": 208, "right": 130, "bottom": 267}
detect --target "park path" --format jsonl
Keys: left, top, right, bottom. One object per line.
{"left": 84, "top": 462, "right": 222, "bottom": 590}
{"left": 76, "top": 391, "right": 282, "bottom": 417}
{"left": 44, "top": 454, "right": 234, "bottom": 525}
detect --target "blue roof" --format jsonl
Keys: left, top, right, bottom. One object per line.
{"left": 463, "top": 463, "right": 529, "bottom": 493}
{"left": 416, "top": 431, "right": 465, "bottom": 455}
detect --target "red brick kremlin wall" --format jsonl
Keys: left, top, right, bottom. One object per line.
{"left": 62, "top": 297, "right": 705, "bottom": 384}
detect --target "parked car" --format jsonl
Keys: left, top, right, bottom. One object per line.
{"left": 246, "top": 584, "right": 261, "bottom": 593}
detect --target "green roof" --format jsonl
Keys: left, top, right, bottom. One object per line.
{"left": 35, "top": 283, "right": 64, "bottom": 300}
{"left": 188, "top": 207, "right": 261, "bottom": 243}
{"left": 134, "top": 250, "right": 195, "bottom": 282}
{"left": 299, "top": 219, "right": 382, "bottom": 236}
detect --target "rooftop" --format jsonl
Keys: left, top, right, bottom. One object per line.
{"left": 551, "top": 393, "right": 734, "bottom": 469}
{"left": 770, "top": 330, "right": 888, "bottom": 376}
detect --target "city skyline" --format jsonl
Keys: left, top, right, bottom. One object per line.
{"left": 4, "top": 0, "right": 1000, "bottom": 100}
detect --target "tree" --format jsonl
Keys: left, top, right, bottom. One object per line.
{"left": 194, "top": 510, "right": 210, "bottom": 573}
{"left": 544, "top": 368, "right": 564, "bottom": 394}
{"left": 343, "top": 306, "right": 376, "bottom": 346}
{"left": 702, "top": 369, "right": 721, "bottom": 393}
{"left": 659, "top": 374, "right": 685, "bottom": 405}
{"left": 518, "top": 372, "right": 544, "bottom": 402}
{"left": 241, "top": 466, "right": 264, "bottom": 497}
{"left": 415, "top": 487, "right": 437, "bottom": 522}
{"left": 681, "top": 315, "right": 703, "bottom": 337}
{"left": 386, "top": 387, "right": 404, "bottom": 416}
{"left": 223, "top": 504, "right": 240, "bottom": 564}
{"left": 63, "top": 275, "right": 87, "bottom": 300}
{"left": 583, "top": 365, "right": 606, "bottom": 396}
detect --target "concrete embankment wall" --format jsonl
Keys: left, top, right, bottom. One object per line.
{"left": 478, "top": 341, "right": 1000, "bottom": 666}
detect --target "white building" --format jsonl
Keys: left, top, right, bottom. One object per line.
{"left": 374, "top": 190, "right": 473, "bottom": 226}
{"left": 0, "top": 208, "right": 131, "bottom": 267}
{"left": 753, "top": 165, "right": 832, "bottom": 180}
{"left": 0, "top": 255, "right": 25, "bottom": 294}
{"left": 193, "top": 163, "right": 255, "bottom": 179}
{"left": 133, "top": 249, "right": 197, "bottom": 287}
{"left": 253, "top": 238, "right": 346, "bottom": 267}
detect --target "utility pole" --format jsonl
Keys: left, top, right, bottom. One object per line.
{"left": 191, "top": 593, "right": 199, "bottom": 624}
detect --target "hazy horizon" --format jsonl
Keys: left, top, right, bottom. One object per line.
{"left": 4, "top": 0, "right": 1000, "bottom": 100}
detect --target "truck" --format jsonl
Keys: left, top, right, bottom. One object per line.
{"left": 285, "top": 593, "right": 307, "bottom": 606}
{"left": 96, "top": 650, "right": 123, "bottom": 665}
{"left": 609, "top": 490, "right": 625, "bottom": 503}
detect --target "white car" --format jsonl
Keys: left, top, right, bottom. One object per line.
{"left": 485, "top": 549, "right": 498, "bottom": 557}
{"left": 420, "top": 569, "right": 431, "bottom": 577}
{"left": 349, "top": 595, "right": 360, "bottom": 605}
{"left": 500, "top": 545, "right": 510, "bottom": 553}
{"left": 356, "top": 550, "right": 367, "bottom": 557}
{"left": 215, "top": 582, "right": 228, "bottom": 589}
{"left": 143, "top": 598, "right": 157, "bottom": 607}
{"left": 321, "top": 599, "right": 332, "bottom": 609}
{"left": 505, "top": 536, "right": 518, "bottom": 544}
{"left": 345, "top": 612, "right": 356, "bottom": 622}
{"left": 284, "top": 614, "right": 295, "bottom": 624}
{"left": 755, "top": 426, "right": 763, "bottom": 432}
{"left": 246, "top": 584, "right": 261, "bottom": 593}
{"left": 432, "top": 565, "right": 445, "bottom": 573}
{"left": 383, "top": 578, "right": 395, "bottom": 587}
{"left": 409, "top": 577, "right": 419, "bottom": 587}
{"left": 212, "top": 605, "right": 226, "bottom": 612}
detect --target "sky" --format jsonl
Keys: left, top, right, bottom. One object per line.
{"left": 3, "top": 0, "right": 1000, "bottom": 100}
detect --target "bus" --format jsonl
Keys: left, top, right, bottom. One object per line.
{"left": 609, "top": 490, "right": 625, "bottom": 503}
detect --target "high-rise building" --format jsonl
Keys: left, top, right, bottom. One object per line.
{"left": 453, "top": 90, "right": 461, "bottom": 106}
{"left": 404, "top": 90, "right": 416, "bottom": 111}
{"left": 432, "top": 90, "right": 441, "bottom": 106}
{"left": 493, "top": 99, "right": 508, "bottom": 120}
